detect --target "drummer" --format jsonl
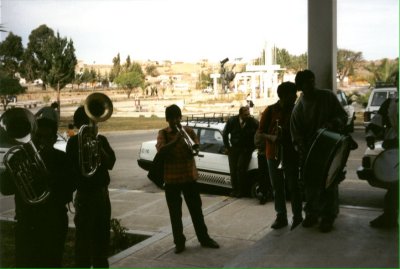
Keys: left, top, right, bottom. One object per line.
{"left": 290, "top": 69, "right": 348, "bottom": 233}
{"left": 365, "top": 71, "right": 398, "bottom": 229}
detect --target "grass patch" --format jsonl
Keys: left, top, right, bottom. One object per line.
{"left": 59, "top": 116, "right": 167, "bottom": 133}
{"left": 0, "top": 219, "right": 149, "bottom": 268}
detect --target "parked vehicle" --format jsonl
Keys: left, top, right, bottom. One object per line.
{"left": 0, "top": 133, "right": 67, "bottom": 173}
{"left": 357, "top": 141, "right": 398, "bottom": 189}
{"left": 137, "top": 115, "right": 261, "bottom": 197}
{"left": 363, "top": 87, "right": 397, "bottom": 126}
{"left": 336, "top": 89, "right": 356, "bottom": 133}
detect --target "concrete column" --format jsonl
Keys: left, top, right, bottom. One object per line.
{"left": 251, "top": 74, "right": 256, "bottom": 99}
{"left": 210, "top": 73, "right": 220, "bottom": 97}
{"left": 308, "top": 0, "right": 337, "bottom": 92}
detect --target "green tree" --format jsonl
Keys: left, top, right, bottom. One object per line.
{"left": 43, "top": 32, "right": 77, "bottom": 111}
{"left": 290, "top": 53, "right": 307, "bottom": 72}
{"left": 197, "top": 71, "right": 212, "bottom": 89}
{"left": 337, "top": 49, "right": 363, "bottom": 86}
{"left": 114, "top": 71, "right": 145, "bottom": 98}
{"left": 114, "top": 62, "right": 145, "bottom": 98}
{"left": 364, "top": 58, "right": 399, "bottom": 86}
{"left": 276, "top": 48, "right": 291, "bottom": 68}
{"left": 109, "top": 53, "right": 121, "bottom": 82}
{"left": 145, "top": 64, "right": 159, "bottom": 77}
{"left": 22, "top": 24, "right": 55, "bottom": 89}
{"left": 0, "top": 71, "right": 26, "bottom": 110}
{"left": 124, "top": 55, "right": 131, "bottom": 72}
{"left": 0, "top": 32, "right": 24, "bottom": 77}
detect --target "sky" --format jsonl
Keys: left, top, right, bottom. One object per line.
{"left": 1, "top": 0, "right": 398, "bottom": 65}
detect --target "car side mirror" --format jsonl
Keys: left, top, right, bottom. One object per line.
{"left": 347, "top": 99, "right": 353, "bottom": 105}
{"left": 362, "top": 102, "right": 367, "bottom": 108}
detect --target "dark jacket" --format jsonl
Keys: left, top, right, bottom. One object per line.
{"left": 0, "top": 147, "right": 76, "bottom": 222}
{"left": 66, "top": 134, "right": 116, "bottom": 192}
{"left": 223, "top": 115, "right": 259, "bottom": 150}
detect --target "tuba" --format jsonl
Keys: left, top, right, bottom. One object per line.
{"left": 176, "top": 124, "right": 199, "bottom": 156}
{"left": 1, "top": 108, "right": 50, "bottom": 204}
{"left": 78, "top": 92, "right": 113, "bottom": 177}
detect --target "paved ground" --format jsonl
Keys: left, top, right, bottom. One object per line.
{"left": 1, "top": 180, "right": 398, "bottom": 268}
{"left": 100, "top": 189, "right": 397, "bottom": 268}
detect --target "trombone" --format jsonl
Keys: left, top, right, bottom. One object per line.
{"left": 175, "top": 124, "right": 199, "bottom": 156}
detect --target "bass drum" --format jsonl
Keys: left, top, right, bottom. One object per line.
{"left": 373, "top": 148, "right": 398, "bottom": 187}
{"left": 303, "top": 128, "right": 351, "bottom": 189}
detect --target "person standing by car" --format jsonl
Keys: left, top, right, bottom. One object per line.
{"left": 66, "top": 106, "right": 116, "bottom": 267}
{"left": 365, "top": 71, "right": 398, "bottom": 229}
{"left": 258, "top": 82, "right": 303, "bottom": 230}
{"left": 291, "top": 70, "right": 348, "bottom": 233}
{"left": 156, "top": 104, "right": 219, "bottom": 254}
{"left": 223, "top": 106, "right": 259, "bottom": 198}
{"left": 0, "top": 118, "right": 76, "bottom": 267}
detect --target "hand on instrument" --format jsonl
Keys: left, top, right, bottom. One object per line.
{"left": 366, "top": 136, "right": 375, "bottom": 149}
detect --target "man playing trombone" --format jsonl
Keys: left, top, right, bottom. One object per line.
{"left": 156, "top": 104, "right": 219, "bottom": 254}
{"left": 257, "top": 82, "right": 303, "bottom": 230}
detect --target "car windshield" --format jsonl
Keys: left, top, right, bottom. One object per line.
{"left": 371, "top": 92, "right": 389, "bottom": 106}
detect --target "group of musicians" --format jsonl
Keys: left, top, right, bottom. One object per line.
{"left": 0, "top": 68, "right": 397, "bottom": 266}
{"left": 0, "top": 102, "right": 115, "bottom": 267}
{"left": 227, "top": 69, "right": 398, "bottom": 233}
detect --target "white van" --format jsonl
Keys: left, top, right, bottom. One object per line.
{"left": 363, "top": 87, "right": 397, "bottom": 126}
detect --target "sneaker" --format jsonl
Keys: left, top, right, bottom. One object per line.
{"left": 302, "top": 215, "right": 318, "bottom": 228}
{"left": 271, "top": 217, "right": 288, "bottom": 229}
{"left": 200, "top": 238, "right": 220, "bottom": 249}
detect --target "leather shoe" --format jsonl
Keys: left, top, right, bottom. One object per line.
{"left": 319, "top": 218, "right": 334, "bottom": 233}
{"left": 200, "top": 238, "right": 220, "bottom": 249}
{"left": 302, "top": 215, "right": 318, "bottom": 228}
{"left": 370, "top": 214, "right": 398, "bottom": 229}
{"left": 291, "top": 217, "right": 303, "bottom": 231}
{"left": 259, "top": 196, "right": 268, "bottom": 205}
{"left": 174, "top": 243, "right": 185, "bottom": 254}
{"left": 271, "top": 217, "right": 288, "bottom": 229}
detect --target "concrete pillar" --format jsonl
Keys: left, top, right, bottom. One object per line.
{"left": 308, "top": 0, "right": 337, "bottom": 92}
{"left": 210, "top": 73, "right": 220, "bottom": 96}
{"left": 251, "top": 74, "right": 256, "bottom": 99}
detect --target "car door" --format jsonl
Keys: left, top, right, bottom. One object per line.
{"left": 193, "top": 127, "right": 231, "bottom": 188}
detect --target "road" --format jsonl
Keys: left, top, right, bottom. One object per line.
{"left": 105, "top": 127, "right": 386, "bottom": 209}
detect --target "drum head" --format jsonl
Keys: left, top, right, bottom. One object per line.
{"left": 303, "top": 129, "right": 351, "bottom": 189}
{"left": 325, "top": 140, "right": 350, "bottom": 188}
{"left": 373, "top": 149, "right": 399, "bottom": 183}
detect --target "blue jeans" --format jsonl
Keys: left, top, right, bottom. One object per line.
{"left": 268, "top": 159, "right": 303, "bottom": 220}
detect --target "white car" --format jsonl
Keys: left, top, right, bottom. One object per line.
{"left": 336, "top": 89, "right": 356, "bottom": 133}
{"left": 363, "top": 87, "right": 397, "bottom": 126}
{"left": 137, "top": 118, "right": 261, "bottom": 196}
